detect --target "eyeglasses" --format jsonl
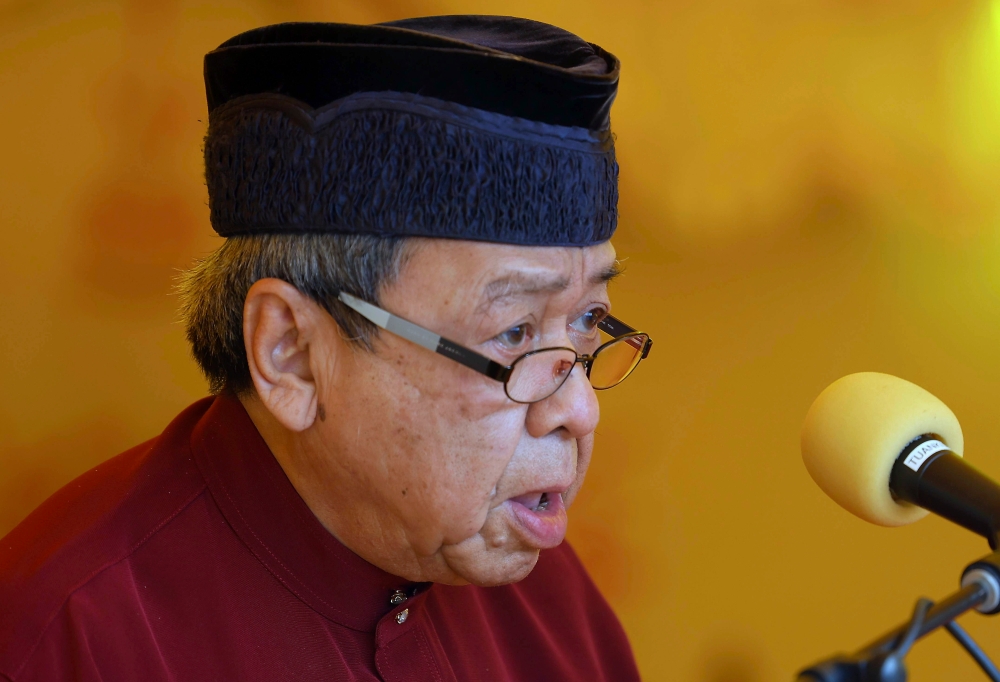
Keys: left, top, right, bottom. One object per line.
{"left": 336, "top": 291, "right": 652, "bottom": 404}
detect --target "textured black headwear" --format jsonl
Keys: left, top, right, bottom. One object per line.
{"left": 203, "top": 17, "right": 620, "bottom": 246}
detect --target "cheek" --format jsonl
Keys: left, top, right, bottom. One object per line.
{"left": 436, "top": 409, "right": 526, "bottom": 524}
{"left": 401, "top": 392, "right": 526, "bottom": 542}
{"left": 564, "top": 432, "right": 595, "bottom": 508}
{"left": 341, "top": 347, "right": 527, "bottom": 543}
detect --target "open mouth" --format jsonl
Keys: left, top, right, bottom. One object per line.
{"left": 534, "top": 492, "right": 550, "bottom": 512}
{"left": 506, "top": 490, "right": 568, "bottom": 549}
{"left": 512, "top": 491, "right": 554, "bottom": 512}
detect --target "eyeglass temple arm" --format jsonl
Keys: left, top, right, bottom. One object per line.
{"left": 336, "top": 292, "right": 512, "bottom": 382}
{"left": 598, "top": 314, "right": 653, "bottom": 359}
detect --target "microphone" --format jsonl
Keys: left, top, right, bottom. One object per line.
{"left": 802, "top": 372, "right": 1000, "bottom": 548}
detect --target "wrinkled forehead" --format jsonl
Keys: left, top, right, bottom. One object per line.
{"left": 398, "top": 239, "right": 619, "bottom": 308}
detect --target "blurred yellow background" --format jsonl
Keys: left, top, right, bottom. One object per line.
{"left": 3, "top": 0, "right": 1000, "bottom": 679}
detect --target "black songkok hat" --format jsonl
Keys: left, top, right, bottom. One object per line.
{"left": 203, "top": 16, "right": 620, "bottom": 246}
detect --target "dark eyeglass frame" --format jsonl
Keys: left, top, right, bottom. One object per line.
{"left": 336, "top": 291, "right": 653, "bottom": 404}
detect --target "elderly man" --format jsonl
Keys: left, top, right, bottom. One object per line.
{"left": 0, "top": 17, "right": 651, "bottom": 682}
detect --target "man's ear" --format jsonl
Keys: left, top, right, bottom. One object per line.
{"left": 243, "top": 278, "right": 331, "bottom": 432}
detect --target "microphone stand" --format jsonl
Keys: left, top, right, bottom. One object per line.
{"left": 797, "top": 550, "right": 1000, "bottom": 682}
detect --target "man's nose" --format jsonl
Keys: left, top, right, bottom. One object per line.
{"left": 524, "top": 361, "right": 600, "bottom": 439}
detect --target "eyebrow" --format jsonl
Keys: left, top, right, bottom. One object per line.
{"left": 593, "top": 261, "right": 624, "bottom": 285}
{"left": 479, "top": 260, "right": 624, "bottom": 308}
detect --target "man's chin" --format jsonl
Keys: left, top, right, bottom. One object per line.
{"left": 435, "top": 503, "right": 567, "bottom": 585}
{"left": 442, "top": 546, "right": 541, "bottom": 587}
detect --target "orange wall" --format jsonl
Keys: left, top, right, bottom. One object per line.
{"left": 3, "top": 1, "right": 1000, "bottom": 679}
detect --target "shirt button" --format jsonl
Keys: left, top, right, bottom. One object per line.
{"left": 395, "top": 608, "right": 409, "bottom": 624}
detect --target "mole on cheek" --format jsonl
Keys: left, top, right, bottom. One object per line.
{"left": 458, "top": 401, "right": 472, "bottom": 419}
{"left": 317, "top": 404, "right": 327, "bottom": 422}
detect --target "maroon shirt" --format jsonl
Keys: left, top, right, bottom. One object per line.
{"left": 0, "top": 394, "right": 639, "bottom": 681}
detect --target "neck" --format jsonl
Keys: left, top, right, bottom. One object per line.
{"left": 238, "top": 393, "right": 343, "bottom": 538}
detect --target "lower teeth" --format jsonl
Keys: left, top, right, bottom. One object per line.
{"left": 535, "top": 493, "right": 549, "bottom": 511}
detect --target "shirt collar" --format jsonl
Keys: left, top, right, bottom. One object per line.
{"left": 191, "top": 392, "right": 421, "bottom": 632}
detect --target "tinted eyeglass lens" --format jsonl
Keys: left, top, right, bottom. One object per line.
{"left": 589, "top": 334, "right": 648, "bottom": 389}
{"left": 506, "top": 348, "right": 579, "bottom": 403}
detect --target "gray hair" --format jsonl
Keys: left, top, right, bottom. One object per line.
{"left": 177, "top": 233, "right": 411, "bottom": 396}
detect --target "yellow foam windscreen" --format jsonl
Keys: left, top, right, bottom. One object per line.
{"left": 801, "top": 372, "right": 964, "bottom": 527}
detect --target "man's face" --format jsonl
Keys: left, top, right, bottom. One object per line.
{"left": 304, "top": 239, "right": 618, "bottom": 586}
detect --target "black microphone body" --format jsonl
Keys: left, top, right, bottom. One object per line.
{"left": 888, "top": 434, "right": 1000, "bottom": 549}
